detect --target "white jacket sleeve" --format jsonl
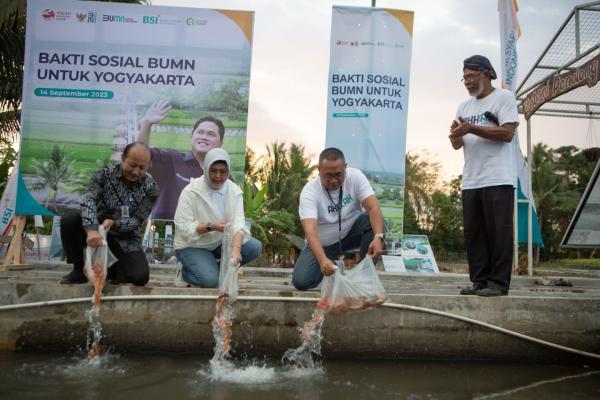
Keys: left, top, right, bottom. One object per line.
{"left": 229, "top": 186, "right": 250, "bottom": 243}
{"left": 174, "top": 188, "right": 200, "bottom": 240}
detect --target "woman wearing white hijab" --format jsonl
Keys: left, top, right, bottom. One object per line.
{"left": 173, "top": 148, "right": 262, "bottom": 287}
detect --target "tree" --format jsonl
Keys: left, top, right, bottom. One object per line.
{"left": 403, "top": 151, "right": 442, "bottom": 230}
{"left": 30, "top": 144, "right": 82, "bottom": 213}
{"left": 425, "top": 181, "right": 464, "bottom": 252}
{"left": 0, "top": 136, "right": 17, "bottom": 198}
{"left": 205, "top": 79, "right": 249, "bottom": 120}
{"left": 531, "top": 144, "right": 595, "bottom": 259}
{"left": 0, "top": 0, "right": 25, "bottom": 142}
{"left": 244, "top": 142, "right": 317, "bottom": 265}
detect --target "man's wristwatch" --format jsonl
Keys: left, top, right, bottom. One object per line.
{"left": 206, "top": 223, "right": 213, "bottom": 232}
{"left": 374, "top": 233, "right": 385, "bottom": 241}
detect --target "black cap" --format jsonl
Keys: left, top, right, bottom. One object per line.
{"left": 463, "top": 55, "right": 497, "bottom": 80}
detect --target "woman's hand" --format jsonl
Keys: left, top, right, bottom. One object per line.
{"left": 230, "top": 246, "right": 242, "bottom": 265}
{"left": 211, "top": 221, "right": 230, "bottom": 232}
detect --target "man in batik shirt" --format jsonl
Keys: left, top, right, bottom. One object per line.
{"left": 59, "top": 142, "right": 159, "bottom": 286}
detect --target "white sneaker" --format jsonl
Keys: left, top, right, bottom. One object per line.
{"left": 174, "top": 263, "right": 189, "bottom": 288}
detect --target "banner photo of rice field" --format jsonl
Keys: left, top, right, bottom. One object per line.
{"left": 17, "top": 0, "right": 253, "bottom": 219}
{"left": 325, "top": 6, "right": 413, "bottom": 244}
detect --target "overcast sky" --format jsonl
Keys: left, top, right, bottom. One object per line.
{"left": 153, "top": 0, "right": 591, "bottom": 180}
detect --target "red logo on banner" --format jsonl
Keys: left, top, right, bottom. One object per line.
{"left": 42, "top": 9, "right": 55, "bottom": 20}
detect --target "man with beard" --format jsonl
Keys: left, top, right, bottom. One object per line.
{"left": 449, "top": 55, "right": 519, "bottom": 297}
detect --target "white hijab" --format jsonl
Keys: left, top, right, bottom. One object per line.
{"left": 203, "top": 148, "right": 231, "bottom": 190}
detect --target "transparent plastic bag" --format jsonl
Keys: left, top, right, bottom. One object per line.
{"left": 283, "top": 257, "right": 386, "bottom": 368}
{"left": 217, "top": 226, "right": 241, "bottom": 302}
{"left": 83, "top": 226, "right": 108, "bottom": 306}
{"left": 212, "top": 225, "right": 243, "bottom": 360}
{"left": 318, "top": 256, "right": 386, "bottom": 316}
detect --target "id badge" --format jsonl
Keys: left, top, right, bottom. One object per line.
{"left": 121, "top": 205, "right": 130, "bottom": 218}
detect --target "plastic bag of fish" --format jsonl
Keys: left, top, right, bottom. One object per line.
{"left": 318, "top": 256, "right": 386, "bottom": 315}
{"left": 83, "top": 226, "right": 108, "bottom": 305}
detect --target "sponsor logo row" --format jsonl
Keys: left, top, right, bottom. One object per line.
{"left": 42, "top": 9, "right": 207, "bottom": 26}
{"left": 336, "top": 39, "right": 405, "bottom": 48}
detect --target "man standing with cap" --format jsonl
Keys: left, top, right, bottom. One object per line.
{"left": 449, "top": 55, "right": 519, "bottom": 297}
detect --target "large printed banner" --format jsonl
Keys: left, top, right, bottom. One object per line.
{"left": 325, "top": 6, "right": 413, "bottom": 241}
{"left": 18, "top": 0, "right": 253, "bottom": 219}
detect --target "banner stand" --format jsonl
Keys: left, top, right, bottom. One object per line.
{"left": 2, "top": 215, "right": 32, "bottom": 270}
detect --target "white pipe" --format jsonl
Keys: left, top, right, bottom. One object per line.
{"left": 0, "top": 295, "right": 598, "bottom": 360}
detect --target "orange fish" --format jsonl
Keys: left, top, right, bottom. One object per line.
{"left": 88, "top": 341, "right": 103, "bottom": 359}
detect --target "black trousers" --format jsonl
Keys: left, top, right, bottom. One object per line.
{"left": 60, "top": 211, "right": 149, "bottom": 286}
{"left": 462, "top": 185, "right": 514, "bottom": 291}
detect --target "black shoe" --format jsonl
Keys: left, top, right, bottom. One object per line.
{"left": 459, "top": 284, "right": 484, "bottom": 295}
{"left": 59, "top": 269, "right": 88, "bottom": 284}
{"left": 106, "top": 265, "right": 119, "bottom": 285}
{"left": 476, "top": 287, "right": 508, "bottom": 297}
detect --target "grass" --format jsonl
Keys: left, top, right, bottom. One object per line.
{"left": 22, "top": 120, "right": 115, "bottom": 144}
{"left": 537, "top": 258, "right": 600, "bottom": 269}
{"left": 19, "top": 139, "right": 112, "bottom": 176}
{"left": 379, "top": 199, "right": 403, "bottom": 208}
{"left": 161, "top": 111, "right": 248, "bottom": 129}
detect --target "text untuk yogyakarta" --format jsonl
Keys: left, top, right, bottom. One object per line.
{"left": 331, "top": 73, "right": 407, "bottom": 110}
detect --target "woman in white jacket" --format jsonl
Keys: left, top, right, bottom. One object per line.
{"left": 174, "top": 148, "right": 262, "bottom": 287}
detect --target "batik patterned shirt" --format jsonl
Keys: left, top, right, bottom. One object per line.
{"left": 80, "top": 163, "right": 159, "bottom": 252}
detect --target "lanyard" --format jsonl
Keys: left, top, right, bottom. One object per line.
{"left": 326, "top": 186, "right": 343, "bottom": 258}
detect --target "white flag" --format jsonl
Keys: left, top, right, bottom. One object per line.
{"left": 499, "top": 0, "right": 521, "bottom": 92}
{"left": 499, "top": 0, "right": 529, "bottom": 198}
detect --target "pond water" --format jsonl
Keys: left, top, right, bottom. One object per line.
{"left": 1, "top": 351, "right": 599, "bottom": 399}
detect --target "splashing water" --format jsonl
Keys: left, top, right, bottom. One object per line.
{"left": 82, "top": 227, "right": 108, "bottom": 361}
{"left": 86, "top": 305, "right": 103, "bottom": 360}
{"left": 198, "top": 357, "right": 323, "bottom": 386}
{"left": 204, "top": 358, "right": 277, "bottom": 384}
{"left": 91, "top": 260, "right": 105, "bottom": 306}
{"left": 211, "top": 294, "right": 235, "bottom": 361}
{"left": 210, "top": 225, "right": 242, "bottom": 362}
{"left": 282, "top": 300, "right": 328, "bottom": 369}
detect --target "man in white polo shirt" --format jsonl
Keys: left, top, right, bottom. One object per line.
{"left": 292, "top": 147, "right": 385, "bottom": 290}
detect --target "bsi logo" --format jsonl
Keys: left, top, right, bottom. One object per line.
{"left": 143, "top": 16, "right": 158, "bottom": 24}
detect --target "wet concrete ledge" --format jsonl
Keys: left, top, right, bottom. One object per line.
{"left": 0, "top": 263, "right": 599, "bottom": 363}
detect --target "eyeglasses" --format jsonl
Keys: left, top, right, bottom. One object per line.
{"left": 461, "top": 72, "right": 481, "bottom": 82}
{"left": 209, "top": 168, "right": 229, "bottom": 176}
{"left": 322, "top": 171, "right": 345, "bottom": 181}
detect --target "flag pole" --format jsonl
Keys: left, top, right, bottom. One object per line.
{"left": 527, "top": 118, "right": 533, "bottom": 275}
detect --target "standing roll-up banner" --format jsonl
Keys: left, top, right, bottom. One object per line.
{"left": 325, "top": 6, "right": 413, "bottom": 249}
{"left": 18, "top": 0, "right": 253, "bottom": 219}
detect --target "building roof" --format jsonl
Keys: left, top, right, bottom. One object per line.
{"left": 516, "top": 1, "right": 600, "bottom": 120}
